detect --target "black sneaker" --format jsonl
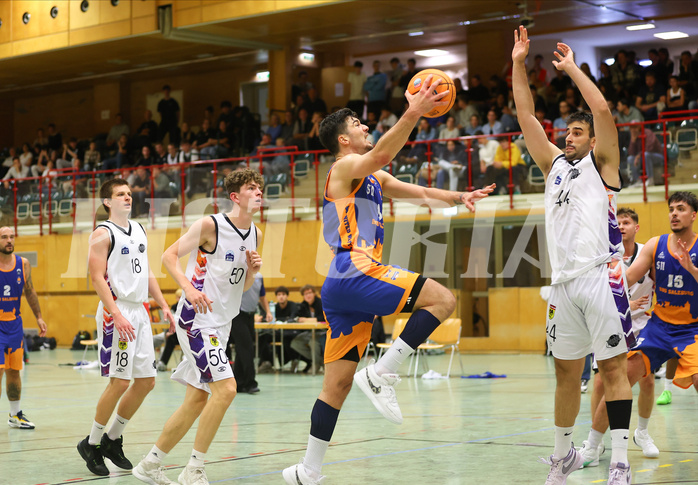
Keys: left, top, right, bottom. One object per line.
{"left": 100, "top": 434, "right": 133, "bottom": 470}
{"left": 77, "top": 436, "right": 110, "bottom": 476}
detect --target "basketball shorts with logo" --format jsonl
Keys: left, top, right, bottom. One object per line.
{"left": 0, "top": 319, "right": 24, "bottom": 371}
{"left": 546, "top": 262, "right": 631, "bottom": 361}
{"left": 96, "top": 300, "right": 156, "bottom": 379}
{"left": 629, "top": 315, "right": 698, "bottom": 389}
{"left": 171, "top": 319, "right": 234, "bottom": 393}
{"left": 321, "top": 250, "right": 424, "bottom": 363}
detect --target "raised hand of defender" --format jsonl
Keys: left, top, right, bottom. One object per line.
{"left": 512, "top": 26, "right": 530, "bottom": 63}
{"left": 459, "top": 183, "right": 496, "bottom": 212}
{"left": 629, "top": 295, "right": 650, "bottom": 312}
{"left": 246, "top": 250, "right": 262, "bottom": 273}
{"left": 185, "top": 285, "right": 213, "bottom": 314}
{"left": 552, "top": 42, "right": 576, "bottom": 72}
{"left": 405, "top": 74, "right": 450, "bottom": 116}
{"left": 114, "top": 313, "right": 136, "bottom": 341}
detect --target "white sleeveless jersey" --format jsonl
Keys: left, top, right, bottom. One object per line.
{"left": 545, "top": 151, "right": 623, "bottom": 284}
{"left": 624, "top": 242, "right": 654, "bottom": 319}
{"left": 177, "top": 213, "right": 257, "bottom": 330}
{"left": 96, "top": 220, "right": 149, "bottom": 303}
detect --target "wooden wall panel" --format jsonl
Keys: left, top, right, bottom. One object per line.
{"left": 69, "top": 0, "right": 101, "bottom": 30}
{"left": 69, "top": 19, "right": 131, "bottom": 46}
{"left": 93, "top": 82, "right": 122, "bottom": 135}
{"left": 11, "top": 31, "right": 69, "bottom": 57}
{"left": 100, "top": 0, "right": 132, "bottom": 23}
{"left": 38, "top": 1, "right": 69, "bottom": 36}
{"left": 131, "top": 0, "right": 158, "bottom": 18}
{"left": 11, "top": 0, "right": 42, "bottom": 41}
{"left": 518, "top": 287, "right": 547, "bottom": 352}
{"left": 0, "top": 1, "right": 11, "bottom": 43}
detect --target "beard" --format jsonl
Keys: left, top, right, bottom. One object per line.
{"left": 0, "top": 245, "right": 14, "bottom": 255}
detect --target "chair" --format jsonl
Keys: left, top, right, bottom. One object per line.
{"left": 409, "top": 318, "right": 464, "bottom": 378}
{"left": 376, "top": 318, "right": 408, "bottom": 359}
{"left": 16, "top": 202, "right": 30, "bottom": 220}
{"left": 29, "top": 201, "right": 41, "bottom": 219}
{"left": 395, "top": 173, "right": 414, "bottom": 184}
{"left": 654, "top": 130, "right": 672, "bottom": 145}
{"left": 675, "top": 128, "right": 698, "bottom": 152}
{"left": 293, "top": 158, "right": 311, "bottom": 179}
{"left": 527, "top": 165, "right": 545, "bottom": 186}
{"left": 264, "top": 182, "right": 283, "bottom": 200}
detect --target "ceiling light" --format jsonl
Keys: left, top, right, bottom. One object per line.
{"left": 626, "top": 23, "right": 655, "bottom": 31}
{"left": 638, "top": 59, "right": 652, "bottom": 67}
{"left": 604, "top": 58, "right": 615, "bottom": 66}
{"left": 654, "top": 31, "right": 688, "bottom": 40}
{"left": 415, "top": 49, "right": 449, "bottom": 57}
{"left": 408, "top": 31, "right": 424, "bottom": 37}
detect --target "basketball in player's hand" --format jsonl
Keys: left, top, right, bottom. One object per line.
{"left": 407, "top": 68, "right": 456, "bottom": 118}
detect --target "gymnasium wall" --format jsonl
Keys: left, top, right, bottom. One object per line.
{"left": 17, "top": 198, "right": 677, "bottom": 350}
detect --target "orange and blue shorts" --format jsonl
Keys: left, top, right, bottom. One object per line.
{"left": 322, "top": 250, "right": 424, "bottom": 363}
{"left": 0, "top": 321, "right": 24, "bottom": 371}
{"left": 628, "top": 314, "right": 698, "bottom": 389}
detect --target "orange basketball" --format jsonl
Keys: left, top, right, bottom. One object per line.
{"left": 407, "top": 68, "right": 456, "bottom": 118}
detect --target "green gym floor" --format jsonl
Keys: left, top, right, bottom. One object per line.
{"left": 1, "top": 349, "right": 696, "bottom": 484}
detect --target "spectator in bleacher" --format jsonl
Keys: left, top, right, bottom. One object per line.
{"left": 495, "top": 93, "right": 518, "bottom": 133}
{"left": 438, "top": 116, "right": 460, "bottom": 143}
{"left": 627, "top": 124, "right": 663, "bottom": 187}
{"left": 657, "top": 48, "right": 674, "bottom": 82}
{"left": 217, "top": 100, "right": 234, "bottom": 128}
{"left": 529, "top": 83, "right": 548, "bottom": 116}
{"left": 468, "top": 74, "right": 490, "bottom": 111}
{"left": 636, "top": 71, "right": 666, "bottom": 121}
{"left": 347, "top": 61, "right": 367, "bottom": 117}
{"left": 553, "top": 100, "right": 574, "bottom": 147}
{"left": 57, "top": 138, "right": 79, "bottom": 170}
{"left": 481, "top": 109, "right": 503, "bottom": 137}
{"left": 452, "top": 93, "right": 478, "bottom": 131}
{"left": 597, "top": 62, "right": 614, "bottom": 98}
{"left": 364, "top": 60, "right": 388, "bottom": 119}
{"left": 165, "top": 143, "right": 181, "bottom": 166}
{"left": 433, "top": 140, "right": 467, "bottom": 191}
{"left": 292, "top": 108, "right": 312, "bottom": 151}
{"left": 130, "top": 167, "right": 150, "bottom": 217}
{"left": 204, "top": 105, "right": 215, "bottom": 124}
{"left": 134, "top": 145, "right": 156, "bottom": 168}
{"left": 157, "top": 84, "right": 180, "bottom": 145}
{"left": 371, "top": 106, "right": 398, "bottom": 143}
{"left": 46, "top": 123, "right": 62, "bottom": 152}
{"left": 646, "top": 49, "right": 669, "bottom": 88}
{"left": 307, "top": 111, "right": 325, "bottom": 151}
{"left": 199, "top": 120, "right": 230, "bottom": 160}
{"left": 464, "top": 114, "right": 482, "bottom": 136}
{"left": 292, "top": 70, "right": 313, "bottom": 101}
{"left": 301, "top": 88, "right": 327, "bottom": 119}
{"left": 153, "top": 142, "right": 167, "bottom": 165}
{"left": 531, "top": 54, "right": 548, "bottom": 86}
{"left": 2, "top": 157, "right": 29, "bottom": 189}
{"left": 32, "top": 149, "right": 49, "bottom": 178}
{"left": 102, "top": 134, "right": 129, "bottom": 171}
{"left": 33, "top": 128, "right": 48, "bottom": 152}
{"left": 616, "top": 98, "right": 644, "bottom": 125}
{"left": 486, "top": 136, "right": 526, "bottom": 195}
{"left": 488, "top": 74, "right": 509, "bottom": 102}
{"left": 179, "top": 140, "right": 198, "bottom": 163}
{"left": 280, "top": 110, "right": 295, "bottom": 146}
{"left": 106, "top": 113, "right": 129, "bottom": 150}
{"left": 665, "top": 75, "right": 687, "bottom": 112}
{"left": 678, "top": 50, "right": 698, "bottom": 108}
{"left": 269, "top": 137, "right": 292, "bottom": 177}
{"left": 151, "top": 165, "right": 175, "bottom": 201}
{"left": 19, "top": 143, "right": 33, "bottom": 172}
{"left": 399, "top": 58, "right": 418, "bottom": 93}
{"left": 247, "top": 134, "right": 275, "bottom": 175}
{"left": 404, "top": 117, "right": 436, "bottom": 164}
{"left": 83, "top": 141, "right": 101, "bottom": 171}
{"left": 193, "top": 118, "right": 215, "bottom": 155}
{"left": 611, "top": 50, "right": 640, "bottom": 99}
{"left": 580, "top": 62, "right": 596, "bottom": 84}
{"left": 136, "top": 109, "right": 159, "bottom": 147}
{"left": 266, "top": 113, "right": 283, "bottom": 142}
{"left": 547, "top": 69, "right": 572, "bottom": 105}
{"left": 179, "top": 121, "right": 195, "bottom": 145}
{"left": 388, "top": 57, "right": 405, "bottom": 115}
{"left": 1, "top": 147, "right": 17, "bottom": 178}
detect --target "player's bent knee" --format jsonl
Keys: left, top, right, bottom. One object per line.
{"left": 109, "top": 377, "right": 131, "bottom": 394}
{"left": 213, "top": 379, "right": 237, "bottom": 403}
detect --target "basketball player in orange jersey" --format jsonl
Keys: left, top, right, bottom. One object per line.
{"left": 283, "top": 76, "right": 494, "bottom": 484}
{"left": 0, "top": 226, "right": 47, "bottom": 430}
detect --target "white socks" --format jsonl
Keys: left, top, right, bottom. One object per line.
{"left": 637, "top": 416, "right": 649, "bottom": 432}
{"left": 9, "top": 401, "right": 20, "bottom": 416}
{"left": 586, "top": 428, "right": 604, "bottom": 449}
{"left": 88, "top": 420, "right": 106, "bottom": 445}
{"left": 145, "top": 445, "right": 168, "bottom": 464}
{"left": 664, "top": 378, "right": 673, "bottom": 391}
{"left": 303, "top": 435, "right": 329, "bottom": 476}
{"left": 107, "top": 414, "right": 129, "bottom": 440}
{"left": 188, "top": 449, "right": 206, "bottom": 468}
{"left": 553, "top": 426, "right": 574, "bottom": 459}
{"left": 374, "top": 338, "right": 414, "bottom": 376}
{"left": 610, "top": 428, "right": 629, "bottom": 465}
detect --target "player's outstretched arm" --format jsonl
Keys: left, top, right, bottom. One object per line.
{"left": 21, "top": 258, "right": 46, "bottom": 337}
{"left": 162, "top": 216, "right": 215, "bottom": 314}
{"left": 88, "top": 227, "right": 136, "bottom": 341}
{"left": 334, "top": 75, "right": 449, "bottom": 181}
{"left": 376, "top": 170, "right": 495, "bottom": 211}
{"left": 511, "top": 26, "right": 561, "bottom": 176}
{"left": 626, "top": 237, "right": 657, "bottom": 287}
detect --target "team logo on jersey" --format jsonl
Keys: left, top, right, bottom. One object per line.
{"left": 239, "top": 246, "right": 246, "bottom": 251}
{"left": 118, "top": 341, "right": 128, "bottom": 350}
{"left": 657, "top": 251, "right": 665, "bottom": 259}
{"left": 17, "top": 277, "right": 21, "bottom": 284}
{"left": 225, "top": 251, "right": 235, "bottom": 262}
{"left": 121, "top": 246, "right": 130, "bottom": 255}
{"left": 548, "top": 304, "right": 556, "bottom": 320}
{"left": 16, "top": 268, "right": 21, "bottom": 275}
{"left": 606, "top": 334, "right": 621, "bottom": 348}
{"left": 691, "top": 253, "right": 696, "bottom": 263}
{"left": 554, "top": 175, "right": 562, "bottom": 185}
{"left": 139, "top": 244, "right": 146, "bottom": 253}
{"left": 569, "top": 168, "right": 581, "bottom": 179}
{"left": 210, "top": 336, "right": 219, "bottom": 347}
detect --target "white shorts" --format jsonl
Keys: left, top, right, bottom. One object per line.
{"left": 546, "top": 263, "right": 629, "bottom": 361}
{"left": 171, "top": 322, "right": 234, "bottom": 393}
{"left": 96, "top": 300, "right": 156, "bottom": 380}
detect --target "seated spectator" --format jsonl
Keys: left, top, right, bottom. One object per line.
{"left": 32, "top": 149, "right": 49, "bottom": 178}
{"left": 83, "top": 141, "right": 101, "bottom": 171}
{"left": 307, "top": 111, "right": 325, "bottom": 151}
{"left": 266, "top": 113, "right": 283, "bottom": 142}
{"left": 434, "top": 140, "right": 467, "bottom": 191}
{"left": 257, "top": 286, "right": 301, "bottom": 373}
{"left": 452, "top": 93, "right": 478, "bottom": 131}
{"left": 616, "top": 98, "right": 644, "bottom": 125}
{"left": 464, "top": 114, "right": 482, "bottom": 136}
{"left": 280, "top": 110, "right": 295, "bottom": 146}
{"left": 627, "top": 124, "right": 663, "bottom": 186}
{"left": 678, "top": 50, "right": 698, "bottom": 109}
{"left": 47, "top": 123, "right": 63, "bottom": 152}
{"left": 2, "top": 157, "right": 30, "bottom": 193}
{"left": 246, "top": 133, "right": 275, "bottom": 174}
{"left": 57, "top": 138, "right": 80, "bottom": 170}
{"left": 403, "top": 117, "right": 436, "bottom": 163}
{"left": 553, "top": 100, "right": 574, "bottom": 135}
{"left": 292, "top": 284, "right": 326, "bottom": 374}
{"left": 468, "top": 74, "right": 490, "bottom": 110}
{"left": 130, "top": 167, "right": 150, "bottom": 217}
{"left": 292, "top": 108, "right": 312, "bottom": 151}
{"left": 636, "top": 71, "right": 666, "bottom": 121}
{"left": 102, "top": 134, "right": 130, "bottom": 171}
{"left": 135, "top": 109, "right": 159, "bottom": 147}
{"left": 301, "top": 88, "right": 327, "bottom": 118}
{"left": 106, "top": 113, "right": 129, "bottom": 150}
{"left": 19, "top": 143, "right": 33, "bottom": 172}
{"left": 270, "top": 138, "right": 292, "bottom": 177}
{"left": 580, "top": 63, "right": 596, "bottom": 83}
{"left": 481, "top": 109, "right": 503, "bottom": 137}
{"left": 438, "top": 116, "right": 460, "bottom": 143}
{"left": 134, "top": 145, "right": 155, "bottom": 168}
{"left": 193, "top": 118, "right": 216, "bottom": 158}
{"left": 33, "top": 128, "right": 48, "bottom": 152}
{"left": 2, "top": 147, "right": 17, "bottom": 178}
{"left": 152, "top": 142, "right": 167, "bottom": 165}
{"left": 179, "top": 121, "right": 195, "bottom": 145}
{"left": 485, "top": 136, "right": 526, "bottom": 195}
{"left": 535, "top": 108, "right": 553, "bottom": 139}
{"left": 151, "top": 166, "right": 175, "bottom": 215}
{"left": 371, "top": 107, "right": 398, "bottom": 143}
{"left": 665, "top": 75, "right": 686, "bottom": 112}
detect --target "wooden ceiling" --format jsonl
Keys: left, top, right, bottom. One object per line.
{"left": 1, "top": 0, "right": 698, "bottom": 94}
